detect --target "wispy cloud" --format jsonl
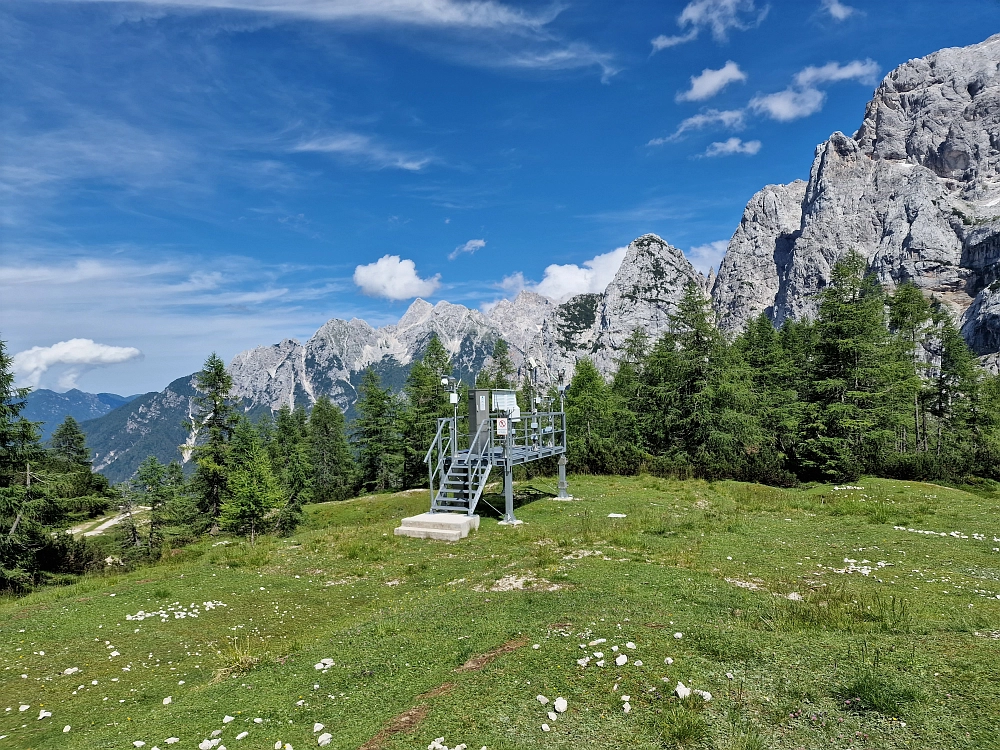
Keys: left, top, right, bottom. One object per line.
{"left": 647, "top": 108, "right": 745, "bottom": 145}
{"left": 500, "top": 42, "right": 619, "bottom": 82}
{"left": 750, "top": 58, "right": 879, "bottom": 121}
{"left": 0, "top": 249, "right": 361, "bottom": 393}
{"left": 449, "top": 238, "right": 486, "bottom": 260}
{"left": 652, "top": 0, "right": 768, "bottom": 52}
{"left": 820, "top": 0, "right": 858, "bottom": 21}
{"left": 293, "top": 133, "right": 433, "bottom": 171}
{"left": 702, "top": 137, "right": 761, "bottom": 157}
{"left": 65, "top": 0, "right": 559, "bottom": 30}
{"left": 676, "top": 61, "right": 747, "bottom": 102}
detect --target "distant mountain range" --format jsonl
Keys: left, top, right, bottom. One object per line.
{"left": 24, "top": 388, "right": 140, "bottom": 441}
{"left": 74, "top": 33, "right": 1000, "bottom": 483}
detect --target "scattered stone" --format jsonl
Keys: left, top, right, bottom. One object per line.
{"left": 664, "top": 657, "right": 674, "bottom": 665}
{"left": 547, "top": 711, "right": 557, "bottom": 721}
{"left": 236, "top": 733, "right": 248, "bottom": 741}
{"left": 313, "top": 723, "right": 325, "bottom": 733}
{"left": 536, "top": 695, "right": 549, "bottom": 705}
{"left": 623, "top": 702, "right": 631, "bottom": 714}
{"left": 625, "top": 642, "right": 636, "bottom": 649}
{"left": 673, "top": 632, "right": 683, "bottom": 639}
{"left": 63, "top": 726, "right": 71, "bottom": 733}
{"left": 224, "top": 715, "right": 235, "bottom": 723}
{"left": 318, "top": 733, "right": 332, "bottom": 747}
{"left": 554, "top": 697, "right": 567, "bottom": 713}
{"left": 674, "top": 682, "right": 691, "bottom": 700}
{"left": 163, "top": 697, "right": 172, "bottom": 705}
{"left": 38, "top": 709, "right": 52, "bottom": 720}
{"left": 608, "top": 514, "right": 627, "bottom": 518}
{"left": 615, "top": 654, "right": 628, "bottom": 666}
{"left": 541, "top": 724, "right": 550, "bottom": 732}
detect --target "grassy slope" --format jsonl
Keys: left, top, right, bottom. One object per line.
{"left": 2, "top": 477, "right": 999, "bottom": 750}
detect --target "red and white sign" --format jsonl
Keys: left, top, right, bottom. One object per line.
{"left": 496, "top": 417, "right": 509, "bottom": 436}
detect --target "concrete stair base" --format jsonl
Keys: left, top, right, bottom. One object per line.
{"left": 394, "top": 512, "right": 480, "bottom": 541}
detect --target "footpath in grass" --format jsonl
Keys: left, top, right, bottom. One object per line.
{"left": 1, "top": 476, "right": 999, "bottom": 750}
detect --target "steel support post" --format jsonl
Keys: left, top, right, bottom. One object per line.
{"left": 557, "top": 453, "right": 570, "bottom": 499}
{"left": 503, "top": 463, "right": 515, "bottom": 523}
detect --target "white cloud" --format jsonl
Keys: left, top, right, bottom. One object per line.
{"left": 449, "top": 238, "right": 486, "bottom": 260}
{"left": 676, "top": 61, "right": 747, "bottom": 102}
{"left": 750, "top": 59, "right": 878, "bottom": 121}
{"left": 293, "top": 133, "right": 431, "bottom": 171}
{"left": 652, "top": 0, "right": 767, "bottom": 51}
{"left": 648, "top": 108, "right": 745, "bottom": 145}
{"left": 501, "top": 43, "right": 619, "bottom": 83}
{"left": 750, "top": 87, "right": 826, "bottom": 121}
{"left": 703, "top": 137, "right": 761, "bottom": 156}
{"left": 66, "top": 0, "right": 555, "bottom": 29}
{"left": 686, "top": 240, "right": 729, "bottom": 274}
{"left": 353, "top": 255, "right": 441, "bottom": 300}
{"left": 794, "top": 59, "right": 879, "bottom": 87}
{"left": 13, "top": 339, "right": 143, "bottom": 390}
{"left": 821, "top": 0, "right": 857, "bottom": 21}
{"left": 502, "top": 247, "right": 627, "bottom": 304}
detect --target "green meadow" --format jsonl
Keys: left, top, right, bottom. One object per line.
{"left": 2, "top": 476, "right": 999, "bottom": 750}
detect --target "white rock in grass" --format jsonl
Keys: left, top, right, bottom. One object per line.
{"left": 274, "top": 743, "right": 282, "bottom": 750}
{"left": 254, "top": 718, "right": 263, "bottom": 724}
{"left": 693, "top": 689, "right": 712, "bottom": 702}
{"left": 554, "top": 697, "right": 567, "bottom": 713}
{"left": 212, "top": 730, "right": 223, "bottom": 738}
{"left": 664, "top": 657, "right": 674, "bottom": 665}
{"left": 200, "top": 741, "right": 213, "bottom": 750}
{"left": 317, "top": 733, "right": 332, "bottom": 747}
{"left": 615, "top": 654, "right": 627, "bottom": 666}
{"left": 321, "top": 658, "right": 334, "bottom": 666}
{"left": 314, "top": 663, "right": 325, "bottom": 671}
{"left": 634, "top": 660, "right": 643, "bottom": 666}
{"left": 674, "top": 682, "right": 691, "bottom": 700}
{"left": 19, "top": 705, "right": 29, "bottom": 712}
{"left": 224, "top": 715, "right": 235, "bottom": 723}
{"left": 673, "top": 632, "right": 683, "bottom": 640}
{"left": 134, "top": 743, "right": 146, "bottom": 748}
{"left": 625, "top": 642, "right": 636, "bottom": 649}
{"left": 541, "top": 724, "right": 550, "bottom": 732}
{"left": 623, "top": 702, "right": 631, "bottom": 714}
{"left": 63, "top": 726, "right": 71, "bottom": 733}
{"left": 536, "top": 695, "right": 549, "bottom": 705}
{"left": 621, "top": 695, "right": 630, "bottom": 702}
{"left": 611, "top": 646, "right": 619, "bottom": 652}
{"left": 576, "top": 657, "right": 591, "bottom": 667}
{"left": 236, "top": 733, "right": 248, "bottom": 741}
{"left": 596, "top": 660, "right": 605, "bottom": 667}
{"left": 166, "top": 740, "right": 180, "bottom": 745}
{"left": 588, "top": 639, "right": 606, "bottom": 646}
{"left": 163, "top": 697, "right": 172, "bottom": 705}
{"left": 547, "top": 711, "right": 557, "bottom": 721}
{"left": 608, "top": 514, "right": 626, "bottom": 518}
{"left": 313, "top": 723, "right": 325, "bottom": 733}
{"left": 532, "top": 644, "right": 540, "bottom": 650}
{"left": 593, "top": 652, "right": 603, "bottom": 658}
{"left": 38, "top": 710, "right": 52, "bottom": 720}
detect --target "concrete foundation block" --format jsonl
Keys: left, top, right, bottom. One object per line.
{"left": 395, "top": 512, "right": 480, "bottom": 541}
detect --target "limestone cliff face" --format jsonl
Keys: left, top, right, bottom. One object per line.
{"left": 712, "top": 33, "right": 1000, "bottom": 358}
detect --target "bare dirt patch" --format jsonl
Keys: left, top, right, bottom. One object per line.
{"left": 455, "top": 637, "right": 529, "bottom": 673}
{"left": 357, "top": 684, "right": 456, "bottom": 750}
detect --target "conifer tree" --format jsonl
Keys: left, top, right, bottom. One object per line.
{"left": 477, "top": 339, "right": 515, "bottom": 389}
{"left": 221, "top": 419, "right": 282, "bottom": 544}
{"left": 309, "top": 396, "right": 355, "bottom": 502}
{"left": 799, "top": 252, "right": 917, "bottom": 479}
{"left": 889, "top": 283, "right": 933, "bottom": 452}
{"left": 49, "top": 416, "right": 91, "bottom": 467}
{"left": 352, "top": 369, "right": 403, "bottom": 492}
{"left": 0, "top": 338, "right": 41, "bottom": 485}
{"left": 274, "top": 442, "right": 310, "bottom": 535}
{"left": 189, "top": 353, "right": 238, "bottom": 528}
{"left": 160, "top": 462, "right": 201, "bottom": 544}
{"left": 134, "top": 456, "right": 171, "bottom": 554}
{"left": 401, "top": 335, "right": 453, "bottom": 488}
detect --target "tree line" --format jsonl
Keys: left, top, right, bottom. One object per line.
{"left": 563, "top": 252, "right": 1000, "bottom": 484}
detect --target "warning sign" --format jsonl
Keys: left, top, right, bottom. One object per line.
{"left": 496, "top": 417, "right": 509, "bottom": 436}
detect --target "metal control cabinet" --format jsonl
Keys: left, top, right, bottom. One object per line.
{"left": 468, "top": 388, "right": 491, "bottom": 451}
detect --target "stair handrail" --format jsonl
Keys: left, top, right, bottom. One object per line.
{"left": 426, "top": 417, "right": 454, "bottom": 506}
{"left": 463, "top": 415, "right": 494, "bottom": 513}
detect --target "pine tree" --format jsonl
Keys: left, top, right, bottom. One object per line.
{"left": 133, "top": 456, "right": 170, "bottom": 554}
{"left": 309, "top": 396, "right": 355, "bottom": 502}
{"left": 888, "top": 283, "right": 933, "bottom": 452}
{"left": 221, "top": 419, "right": 283, "bottom": 544}
{"left": 477, "top": 339, "right": 515, "bottom": 389}
{"left": 49, "top": 416, "right": 91, "bottom": 467}
{"left": 401, "top": 335, "right": 453, "bottom": 488}
{"left": 0, "top": 338, "right": 41, "bottom": 486}
{"left": 274, "top": 442, "right": 310, "bottom": 535}
{"left": 798, "top": 252, "right": 918, "bottom": 480}
{"left": 189, "top": 353, "right": 238, "bottom": 528}
{"left": 352, "top": 369, "right": 403, "bottom": 492}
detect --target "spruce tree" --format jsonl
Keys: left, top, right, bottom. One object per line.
{"left": 888, "top": 283, "right": 932, "bottom": 452}
{"left": 352, "top": 369, "right": 403, "bottom": 492}
{"left": 309, "top": 396, "right": 355, "bottom": 502}
{"left": 799, "top": 252, "right": 917, "bottom": 480}
{"left": 160, "top": 461, "right": 202, "bottom": 544}
{"left": 401, "top": 335, "right": 453, "bottom": 488}
{"left": 49, "top": 416, "right": 91, "bottom": 467}
{"left": 221, "top": 419, "right": 283, "bottom": 544}
{"left": 189, "top": 353, "right": 238, "bottom": 529}
{"left": 274, "top": 442, "right": 310, "bottom": 535}
{"left": 134, "top": 455, "right": 170, "bottom": 554}
{"left": 477, "top": 339, "right": 515, "bottom": 389}
{"left": 0, "top": 337, "right": 41, "bottom": 485}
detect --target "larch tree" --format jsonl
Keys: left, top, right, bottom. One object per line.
{"left": 189, "top": 353, "right": 238, "bottom": 530}
{"left": 309, "top": 396, "right": 355, "bottom": 502}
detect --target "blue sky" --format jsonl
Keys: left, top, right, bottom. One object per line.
{"left": 3, "top": 0, "right": 999, "bottom": 395}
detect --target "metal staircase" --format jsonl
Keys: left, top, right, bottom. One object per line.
{"left": 426, "top": 417, "right": 493, "bottom": 516}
